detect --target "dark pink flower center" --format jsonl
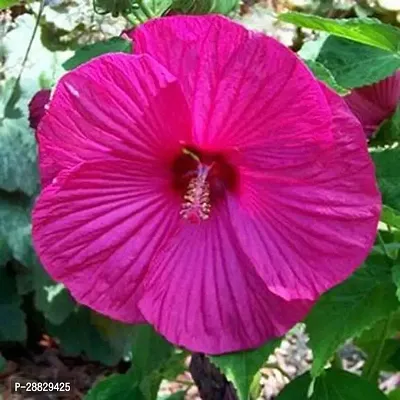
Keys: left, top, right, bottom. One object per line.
{"left": 172, "top": 147, "right": 237, "bottom": 223}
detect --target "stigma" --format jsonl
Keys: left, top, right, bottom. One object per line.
{"left": 180, "top": 163, "right": 213, "bottom": 224}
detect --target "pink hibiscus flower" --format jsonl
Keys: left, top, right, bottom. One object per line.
{"left": 32, "top": 15, "right": 381, "bottom": 354}
{"left": 345, "top": 71, "right": 400, "bottom": 137}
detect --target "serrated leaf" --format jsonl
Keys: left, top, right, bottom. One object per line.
{"left": 210, "top": 338, "right": 280, "bottom": 400}
{"left": 370, "top": 104, "right": 400, "bottom": 147}
{"left": 305, "top": 60, "right": 349, "bottom": 95}
{"left": 0, "top": 268, "right": 26, "bottom": 342}
{"left": 306, "top": 254, "right": 398, "bottom": 377}
{"left": 298, "top": 34, "right": 329, "bottom": 61}
{"left": 62, "top": 37, "right": 132, "bottom": 71}
{"left": 0, "top": 118, "right": 38, "bottom": 196}
{"left": 279, "top": 13, "right": 400, "bottom": 53}
{"left": 171, "top": 0, "right": 239, "bottom": 14}
{"left": 371, "top": 147, "right": 400, "bottom": 213}
{"left": 277, "top": 369, "right": 388, "bottom": 400}
{"left": 316, "top": 36, "right": 400, "bottom": 89}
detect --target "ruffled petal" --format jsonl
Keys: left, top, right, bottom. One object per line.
{"left": 37, "top": 53, "right": 192, "bottom": 186}
{"left": 139, "top": 204, "right": 313, "bottom": 354}
{"left": 228, "top": 84, "right": 381, "bottom": 301}
{"left": 32, "top": 159, "right": 180, "bottom": 323}
{"left": 345, "top": 71, "right": 400, "bottom": 136}
{"left": 133, "top": 16, "right": 332, "bottom": 158}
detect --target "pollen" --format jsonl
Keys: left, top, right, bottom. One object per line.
{"left": 180, "top": 164, "right": 212, "bottom": 223}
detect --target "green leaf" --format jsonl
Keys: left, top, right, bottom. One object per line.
{"left": 210, "top": 338, "right": 280, "bottom": 400}
{"left": 305, "top": 60, "right": 349, "bottom": 95}
{"left": 0, "top": 0, "right": 20, "bottom": 10}
{"left": 0, "top": 268, "right": 26, "bottom": 342}
{"left": 158, "top": 392, "right": 186, "bottom": 400}
{"left": 306, "top": 254, "right": 399, "bottom": 377}
{"left": 392, "top": 263, "right": 400, "bottom": 301}
{"left": 171, "top": 0, "right": 239, "bottom": 14}
{"left": 277, "top": 369, "right": 388, "bottom": 400}
{"left": 91, "top": 313, "right": 136, "bottom": 359}
{"left": 87, "top": 325, "right": 176, "bottom": 400}
{"left": 298, "top": 34, "right": 329, "bottom": 61}
{"left": 0, "top": 193, "right": 34, "bottom": 268}
{"left": 35, "top": 281, "right": 75, "bottom": 325}
{"left": 317, "top": 36, "right": 400, "bottom": 89}
{"left": 278, "top": 12, "right": 400, "bottom": 53}
{"left": 388, "top": 389, "right": 400, "bottom": 400}
{"left": 370, "top": 104, "right": 400, "bottom": 147}
{"left": 131, "top": 325, "right": 175, "bottom": 399}
{"left": 131, "top": 325, "right": 175, "bottom": 380}
{"left": 0, "top": 118, "right": 39, "bottom": 196}
{"left": 381, "top": 205, "right": 400, "bottom": 230}
{"left": 85, "top": 374, "right": 145, "bottom": 400}
{"left": 46, "top": 308, "right": 123, "bottom": 366}
{"left": 62, "top": 37, "right": 132, "bottom": 71}
{"left": 371, "top": 147, "right": 400, "bottom": 213}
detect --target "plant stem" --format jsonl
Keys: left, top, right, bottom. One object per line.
{"left": 362, "top": 314, "right": 393, "bottom": 383}
{"left": 189, "top": 354, "right": 238, "bottom": 400}
{"left": 9, "top": 0, "right": 45, "bottom": 102}
{"left": 378, "top": 231, "right": 390, "bottom": 259}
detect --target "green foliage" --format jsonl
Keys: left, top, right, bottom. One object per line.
{"left": 392, "top": 263, "right": 400, "bottom": 301}
{"left": 279, "top": 12, "right": 400, "bottom": 53}
{"left": 317, "top": 36, "right": 400, "bottom": 89}
{"left": 306, "top": 254, "right": 399, "bottom": 377}
{"left": 304, "top": 60, "right": 349, "bottom": 95}
{"left": 63, "top": 37, "right": 132, "bottom": 71}
{"left": 370, "top": 105, "right": 400, "bottom": 146}
{"left": 371, "top": 147, "right": 400, "bottom": 213}
{"left": 381, "top": 205, "right": 400, "bottom": 230}
{"left": 158, "top": 392, "right": 186, "bottom": 400}
{"left": 46, "top": 308, "right": 127, "bottom": 366}
{"left": 389, "top": 389, "right": 400, "bottom": 400}
{"left": 93, "top": 0, "right": 136, "bottom": 17}
{"left": 0, "top": 0, "right": 20, "bottom": 10}
{"left": 86, "top": 325, "right": 183, "bottom": 400}
{"left": 276, "top": 369, "right": 388, "bottom": 400}
{"left": 209, "top": 338, "right": 280, "bottom": 400}
{"left": 171, "top": 0, "right": 239, "bottom": 14}
{"left": 0, "top": 118, "right": 39, "bottom": 196}
{"left": 0, "top": 268, "right": 26, "bottom": 342}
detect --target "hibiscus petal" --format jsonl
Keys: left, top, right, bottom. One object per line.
{"left": 139, "top": 204, "right": 313, "bottom": 354}
{"left": 134, "top": 16, "right": 332, "bottom": 163}
{"left": 32, "top": 159, "right": 181, "bottom": 323}
{"left": 345, "top": 71, "right": 400, "bottom": 136}
{"left": 37, "top": 53, "right": 192, "bottom": 186}
{"left": 228, "top": 84, "right": 381, "bottom": 301}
